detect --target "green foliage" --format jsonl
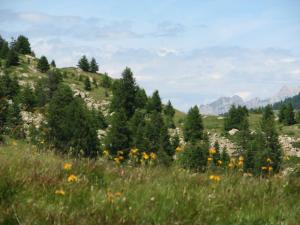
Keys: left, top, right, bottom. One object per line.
{"left": 5, "top": 49, "right": 19, "bottom": 67}
{"left": 110, "top": 67, "right": 137, "bottom": 118}
{"left": 84, "top": 77, "right": 92, "bottom": 91}
{"left": 47, "top": 84, "right": 100, "bottom": 156}
{"left": 244, "top": 106, "right": 282, "bottom": 174}
{"left": 50, "top": 60, "right": 56, "bottom": 68}
{"left": 0, "top": 74, "right": 19, "bottom": 99}
{"left": 104, "top": 110, "right": 130, "bottom": 155}
{"left": 77, "top": 55, "right": 90, "bottom": 72}
{"left": 101, "top": 73, "right": 112, "bottom": 88}
{"left": 279, "top": 103, "right": 296, "bottom": 126}
{"left": 164, "top": 100, "right": 175, "bottom": 117}
{"left": 135, "top": 87, "right": 148, "bottom": 109}
{"left": 224, "top": 105, "right": 248, "bottom": 131}
{"left": 19, "top": 85, "right": 37, "bottom": 111}
{"left": 89, "top": 57, "right": 99, "bottom": 73}
{"left": 37, "top": 56, "right": 50, "bottom": 73}
{"left": 0, "top": 39, "right": 9, "bottom": 59}
{"left": 147, "top": 90, "right": 162, "bottom": 112}
{"left": 90, "top": 109, "right": 107, "bottom": 129}
{"left": 14, "top": 35, "right": 31, "bottom": 54}
{"left": 178, "top": 141, "right": 209, "bottom": 171}
{"left": 183, "top": 106, "right": 204, "bottom": 142}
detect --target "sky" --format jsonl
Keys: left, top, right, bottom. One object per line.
{"left": 1, "top": 0, "right": 300, "bottom": 111}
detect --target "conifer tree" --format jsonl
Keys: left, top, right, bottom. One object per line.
{"left": 6, "top": 49, "right": 19, "bottom": 67}
{"left": 20, "top": 85, "right": 37, "bottom": 111}
{"left": 0, "top": 37, "right": 9, "bottom": 59}
{"left": 159, "top": 124, "right": 174, "bottom": 157}
{"left": 260, "top": 105, "right": 282, "bottom": 172}
{"left": 224, "top": 105, "right": 248, "bottom": 131}
{"left": 147, "top": 90, "right": 162, "bottom": 112}
{"left": 84, "top": 77, "right": 92, "bottom": 91}
{"left": 77, "top": 55, "right": 90, "bottom": 72}
{"left": 47, "top": 84, "right": 99, "bottom": 156}
{"left": 135, "top": 87, "right": 148, "bottom": 109}
{"left": 89, "top": 57, "right": 99, "bottom": 73}
{"left": 0, "top": 74, "right": 19, "bottom": 99}
{"left": 110, "top": 67, "right": 137, "bottom": 118}
{"left": 183, "top": 106, "right": 204, "bottom": 142}
{"left": 50, "top": 60, "right": 56, "bottom": 68}
{"left": 14, "top": 35, "right": 31, "bottom": 54}
{"left": 278, "top": 104, "right": 287, "bottom": 123}
{"left": 284, "top": 103, "right": 296, "bottom": 125}
{"left": 104, "top": 109, "right": 130, "bottom": 155}
{"left": 37, "top": 56, "right": 50, "bottom": 73}
{"left": 164, "top": 100, "right": 175, "bottom": 117}
{"left": 48, "top": 70, "right": 63, "bottom": 98}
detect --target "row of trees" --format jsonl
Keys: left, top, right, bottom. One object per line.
{"left": 78, "top": 55, "right": 99, "bottom": 73}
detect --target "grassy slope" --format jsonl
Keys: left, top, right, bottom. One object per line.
{"left": 1, "top": 140, "right": 300, "bottom": 225}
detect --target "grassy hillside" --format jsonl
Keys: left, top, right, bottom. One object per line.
{"left": 1, "top": 140, "right": 300, "bottom": 225}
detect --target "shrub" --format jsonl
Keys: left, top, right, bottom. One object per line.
{"left": 178, "top": 141, "right": 209, "bottom": 171}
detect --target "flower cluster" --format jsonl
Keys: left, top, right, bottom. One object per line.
{"left": 261, "top": 158, "right": 273, "bottom": 172}
{"left": 209, "top": 175, "right": 221, "bottom": 182}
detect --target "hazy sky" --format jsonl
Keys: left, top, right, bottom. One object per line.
{"left": 1, "top": 0, "right": 300, "bottom": 111}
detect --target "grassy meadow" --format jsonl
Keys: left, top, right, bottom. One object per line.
{"left": 1, "top": 139, "right": 300, "bottom": 225}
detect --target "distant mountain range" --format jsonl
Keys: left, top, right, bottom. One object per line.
{"left": 200, "top": 85, "right": 300, "bottom": 115}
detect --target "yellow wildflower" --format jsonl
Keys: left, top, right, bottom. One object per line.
{"left": 228, "top": 163, "right": 234, "bottom": 168}
{"left": 67, "top": 174, "right": 78, "bottom": 182}
{"left": 118, "top": 156, "right": 124, "bottom": 161}
{"left": 261, "top": 166, "right": 268, "bottom": 170}
{"left": 63, "top": 163, "right": 72, "bottom": 170}
{"left": 266, "top": 158, "right": 272, "bottom": 163}
{"left": 176, "top": 146, "right": 183, "bottom": 153}
{"left": 103, "top": 149, "right": 109, "bottom": 157}
{"left": 239, "top": 156, "right": 244, "bottom": 161}
{"left": 114, "top": 157, "right": 120, "bottom": 164}
{"left": 217, "top": 160, "right": 222, "bottom": 165}
{"left": 268, "top": 166, "right": 273, "bottom": 172}
{"left": 150, "top": 152, "right": 157, "bottom": 160}
{"left": 55, "top": 189, "right": 65, "bottom": 196}
{"left": 207, "top": 157, "right": 213, "bottom": 162}
{"left": 238, "top": 161, "right": 243, "bottom": 167}
{"left": 209, "top": 147, "right": 216, "bottom": 155}
{"left": 130, "top": 148, "right": 139, "bottom": 154}
{"left": 209, "top": 175, "right": 221, "bottom": 182}
{"left": 142, "top": 152, "right": 149, "bottom": 160}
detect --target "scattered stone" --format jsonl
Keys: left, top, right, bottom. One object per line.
{"left": 228, "top": 129, "right": 239, "bottom": 136}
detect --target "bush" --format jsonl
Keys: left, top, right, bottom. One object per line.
{"left": 177, "top": 141, "right": 209, "bottom": 171}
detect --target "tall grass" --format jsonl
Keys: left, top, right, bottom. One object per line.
{"left": 1, "top": 140, "right": 299, "bottom": 225}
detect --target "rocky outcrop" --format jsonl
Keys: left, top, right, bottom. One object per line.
{"left": 279, "top": 135, "right": 300, "bottom": 157}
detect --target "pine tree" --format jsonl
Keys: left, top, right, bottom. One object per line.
{"left": 284, "top": 103, "right": 296, "bottom": 125}
{"left": 135, "top": 87, "right": 148, "bottom": 109}
{"left": 164, "top": 100, "right": 175, "bottom": 117}
{"left": 0, "top": 37, "right": 9, "bottom": 59}
{"left": 224, "top": 105, "right": 249, "bottom": 131}
{"left": 260, "top": 105, "right": 282, "bottom": 172}
{"left": 37, "top": 56, "right": 50, "bottom": 73}
{"left": 104, "top": 110, "right": 130, "bottom": 155}
{"left": 77, "top": 55, "right": 90, "bottom": 72}
{"left": 84, "top": 77, "right": 92, "bottom": 91}
{"left": 0, "top": 74, "right": 20, "bottom": 99}
{"left": 14, "top": 35, "right": 31, "bottom": 54}
{"left": 20, "top": 85, "right": 37, "bottom": 111}
{"left": 147, "top": 90, "right": 162, "bottom": 112}
{"left": 47, "top": 84, "right": 99, "bottom": 156}
{"left": 296, "top": 111, "right": 300, "bottom": 123}
{"left": 183, "top": 106, "right": 204, "bottom": 142}
{"left": 110, "top": 67, "right": 137, "bottom": 118}
{"left": 50, "top": 60, "right": 56, "bottom": 68}
{"left": 278, "top": 104, "right": 287, "bottom": 123}
{"left": 48, "top": 70, "right": 63, "bottom": 98}
{"left": 6, "top": 49, "right": 19, "bottom": 67}
{"left": 89, "top": 57, "right": 99, "bottom": 73}
{"left": 159, "top": 124, "right": 174, "bottom": 157}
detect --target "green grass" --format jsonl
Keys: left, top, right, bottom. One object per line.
{"left": 1, "top": 140, "right": 300, "bottom": 225}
